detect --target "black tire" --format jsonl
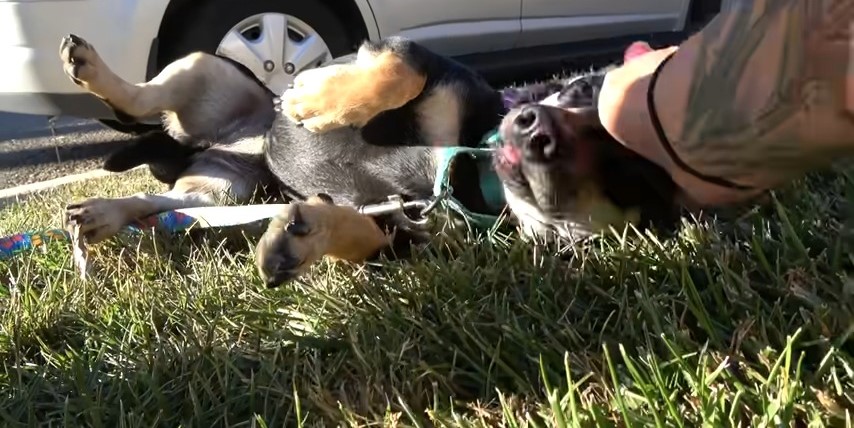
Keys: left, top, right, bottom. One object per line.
{"left": 156, "top": 0, "right": 353, "bottom": 79}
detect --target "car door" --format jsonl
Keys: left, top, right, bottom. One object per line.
{"left": 517, "top": 0, "right": 691, "bottom": 48}
{"left": 367, "top": 0, "right": 521, "bottom": 57}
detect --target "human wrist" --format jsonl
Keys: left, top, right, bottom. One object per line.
{"left": 597, "top": 48, "right": 678, "bottom": 175}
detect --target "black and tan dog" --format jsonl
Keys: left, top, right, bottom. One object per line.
{"left": 59, "top": 34, "right": 679, "bottom": 287}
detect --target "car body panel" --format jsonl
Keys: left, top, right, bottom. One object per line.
{"left": 0, "top": 0, "right": 170, "bottom": 116}
{"left": 351, "top": 0, "right": 382, "bottom": 42}
{"left": 0, "top": 0, "right": 169, "bottom": 94}
{"left": 0, "top": 0, "right": 696, "bottom": 118}
{"left": 517, "top": 0, "right": 691, "bottom": 47}
{"left": 366, "top": 0, "right": 522, "bottom": 56}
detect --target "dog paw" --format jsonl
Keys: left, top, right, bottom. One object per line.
{"left": 279, "top": 65, "right": 369, "bottom": 133}
{"left": 279, "top": 49, "right": 426, "bottom": 134}
{"left": 255, "top": 194, "right": 391, "bottom": 287}
{"left": 59, "top": 34, "right": 104, "bottom": 88}
{"left": 65, "top": 198, "right": 128, "bottom": 244}
{"left": 255, "top": 196, "right": 330, "bottom": 286}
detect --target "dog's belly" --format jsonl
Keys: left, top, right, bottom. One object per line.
{"left": 264, "top": 119, "right": 437, "bottom": 207}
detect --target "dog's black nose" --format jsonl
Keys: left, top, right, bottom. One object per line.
{"left": 513, "top": 105, "right": 539, "bottom": 135}
{"left": 526, "top": 133, "right": 556, "bottom": 162}
{"left": 512, "top": 105, "right": 557, "bottom": 162}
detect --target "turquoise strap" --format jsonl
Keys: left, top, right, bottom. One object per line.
{"left": 432, "top": 130, "right": 506, "bottom": 230}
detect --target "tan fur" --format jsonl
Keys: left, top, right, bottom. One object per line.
{"left": 255, "top": 196, "right": 392, "bottom": 280}
{"left": 59, "top": 35, "right": 271, "bottom": 137}
{"left": 280, "top": 47, "right": 427, "bottom": 132}
{"left": 59, "top": 35, "right": 275, "bottom": 245}
{"left": 66, "top": 137, "right": 269, "bottom": 244}
{"left": 416, "top": 84, "right": 462, "bottom": 145}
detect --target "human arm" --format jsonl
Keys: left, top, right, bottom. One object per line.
{"left": 597, "top": 0, "right": 854, "bottom": 207}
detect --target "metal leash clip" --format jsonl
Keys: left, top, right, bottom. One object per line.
{"left": 419, "top": 187, "right": 450, "bottom": 218}
{"left": 357, "top": 194, "right": 438, "bottom": 227}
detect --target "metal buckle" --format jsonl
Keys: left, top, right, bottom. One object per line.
{"left": 356, "top": 192, "right": 450, "bottom": 227}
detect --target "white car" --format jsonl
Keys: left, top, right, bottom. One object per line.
{"left": 0, "top": 0, "right": 720, "bottom": 132}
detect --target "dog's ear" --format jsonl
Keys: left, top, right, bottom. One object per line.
{"left": 307, "top": 193, "right": 335, "bottom": 205}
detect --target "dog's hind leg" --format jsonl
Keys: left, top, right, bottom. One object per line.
{"left": 280, "top": 37, "right": 428, "bottom": 133}
{"left": 59, "top": 34, "right": 271, "bottom": 137}
{"left": 65, "top": 189, "right": 216, "bottom": 244}
{"left": 65, "top": 138, "right": 272, "bottom": 244}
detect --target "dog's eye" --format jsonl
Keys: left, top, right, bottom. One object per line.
{"left": 286, "top": 220, "right": 310, "bottom": 236}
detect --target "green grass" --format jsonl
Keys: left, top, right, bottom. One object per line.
{"left": 0, "top": 166, "right": 852, "bottom": 427}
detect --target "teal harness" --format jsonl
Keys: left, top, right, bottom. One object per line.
{"left": 431, "top": 130, "right": 506, "bottom": 230}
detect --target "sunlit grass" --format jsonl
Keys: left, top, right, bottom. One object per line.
{"left": 0, "top": 165, "right": 851, "bottom": 427}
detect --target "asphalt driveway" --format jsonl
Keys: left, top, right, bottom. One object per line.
{"left": 0, "top": 113, "right": 129, "bottom": 189}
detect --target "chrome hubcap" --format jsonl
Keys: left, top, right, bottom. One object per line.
{"left": 216, "top": 13, "right": 333, "bottom": 95}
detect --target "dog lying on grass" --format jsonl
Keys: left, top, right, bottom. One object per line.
{"left": 59, "top": 34, "right": 680, "bottom": 287}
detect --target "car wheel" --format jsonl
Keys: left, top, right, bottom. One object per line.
{"left": 157, "top": 0, "right": 353, "bottom": 97}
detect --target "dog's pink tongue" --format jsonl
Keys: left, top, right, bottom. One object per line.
{"left": 624, "top": 41, "right": 653, "bottom": 62}
{"left": 499, "top": 144, "right": 521, "bottom": 166}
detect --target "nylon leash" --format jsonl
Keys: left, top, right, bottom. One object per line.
{"left": 431, "top": 129, "right": 506, "bottom": 231}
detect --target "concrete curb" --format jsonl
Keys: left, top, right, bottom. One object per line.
{"left": 0, "top": 166, "right": 144, "bottom": 208}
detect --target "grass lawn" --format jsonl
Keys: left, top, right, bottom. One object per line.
{"left": 0, "top": 164, "right": 852, "bottom": 427}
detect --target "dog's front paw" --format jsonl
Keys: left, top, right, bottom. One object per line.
{"left": 255, "top": 194, "right": 391, "bottom": 287}
{"left": 279, "top": 65, "right": 368, "bottom": 133}
{"left": 255, "top": 195, "right": 333, "bottom": 286}
{"left": 65, "top": 198, "right": 128, "bottom": 244}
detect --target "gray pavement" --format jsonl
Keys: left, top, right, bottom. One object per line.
{"left": 0, "top": 112, "right": 131, "bottom": 189}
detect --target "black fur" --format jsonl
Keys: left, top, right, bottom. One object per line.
{"left": 264, "top": 37, "right": 506, "bottom": 218}
{"left": 103, "top": 131, "right": 205, "bottom": 185}
{"left": 584, "top": 126, "right": 680, "bottom": 231}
